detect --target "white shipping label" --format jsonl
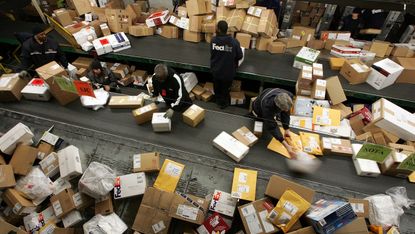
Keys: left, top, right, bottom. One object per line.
{"left": 259, "top": 210, "right": 276, "bottom": 233}
{"left": 0, "top": 77, "right": 12, "bottom": 88}
{"left": 323, "top": 138, "right": 332, "bottom": 149}
{"left": 316, "top": 90, "right": 325, "bottom": 98}
{"left": 241, "top": 204, "right": 256, "bottom": 216}
{"left": 331, "top": 138, "right": 342, "bottom": 145}
{"left": 133, "top": 154, "right": 141, "bottom": 169}
{"left": 72, "top": 193, "right": 83, "bottom": 207}
{"left": 176, "top": 204, "right": 198, "bottom": 221}
{"left": 351, "top": 203, "right": 365, "bottom": 214}
{"left": 165, "top": 162, "right": 183, "bottom": 177}
{"left": 152, "top": 221, "right": 166, "bottom": 233}
{"left": 246, "top": 213, "right": 263, "bottom": 234}
{"left": 52, "top": 201, "right": 63, "bottom": 216}
{"left": 41, "top": 132, "right": 59, "bottom": 146}
{"left": 238, "top": 185, "right": 250, "bottom": 193}
{"left": 238, "top": 172, "right": 248, "bottom": 183}
{"left": 283, "top": 201, "right": 299, "bottom": 216}
{"left": 12, "top": 203, "right": 22, "bottom": 214}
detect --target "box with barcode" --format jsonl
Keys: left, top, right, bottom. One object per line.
{"left": 311, "top": 79, "right": 326, "bottom": 100}
{"left": 132, "top": 152, "right": 160, "bottom": 173}
{"left": 39, "top": 152, "right": 59, "bottom": 177}
{"left": 347, "top": 198, "right": 369, "bottom": 218}
{"left": 169, "top": 193, "right": 209, "bottom": 225}
{"left": 366, "top": 58, "right": 403, "bottom": 90}
{"left": 213, "top": 131, "right": 250, "bottom": 162}
{"left": 152, "top": 112, "right": 172, "bottom": 132}
{"left": 293, "top": 47, "right": 320, "bottom": 69}
{"left": 183, "top": 104, "right": 206, "bottom": 127}
{"left": 312, "top": 63, "right": 324, "bottom": 80}
{"left": 209, "top": 190, "right": 238, "bottom": 217}
{"left": 306, "top": 199, "right": 357, "bottom": 234}
{"left": 132, "top": 103, "right": 158, "bottom": 125}
{"left": 297, "top": 66, "right": 313, "bottom": 90}
{"left": 322, "top": 137, "right": 353, "bottom": 157}
{"left": 153, "top": 159, "right": 185, "bottom": 192}
{"left": 114, "top": 173, "right": 147, "bottom": 199}
{"left": 340, "top": 59, "right": 371, "bottom": 84}
{"left": 50, "top": 189, "right": 76, "bottom": 218}
{"left": 232, "top": 126, "right": 258, "bottom": 147}
{"left": 312, "top": 106, "right": 341, "bottom": 126}
{"left": 231, "top": 168, "right": 257, "bottom": 201}
{"left": 238, "top": 198, "right": 278, "bottom": 234}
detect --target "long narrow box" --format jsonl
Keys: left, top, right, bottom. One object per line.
{"left": 213, "top": 131, "right": 249, "bottom": 162}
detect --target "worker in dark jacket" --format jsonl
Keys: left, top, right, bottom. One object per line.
{"left": 19, "top": 25, "right": 68, "bottom": 71}
{"left": 210, "top": 20, "right": 243, "bottom": 109}
{"left": 87, "top": 60, "right": 120, "bottom": 92}
{"left": 152, "top": 63, "right": 192, "bottom": 118}
{"left": 339, "top": 8, "right": 363, "bottom": 38}
{"left": 252, "top": 88, "right": 296, "bottom": 157}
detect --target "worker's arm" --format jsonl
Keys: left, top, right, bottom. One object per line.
{"left": 107, "top": 70, "right": 119, "bottom": 88}
{"left": 262, "top": 107, "right": 284, "bottom": 142}
{"left": 18, "top": 45, "right": 33, "bottom": 72}
{"left": 281, "top": 110, "right": 291, "bottom": 130}
{"left": 151, "top": 78, "right": 160, "bottom": 97}
{"left": 56, "top": 46, "right": 68, "bottom": 69}
{"left": 170, "top": 74, "right": 184, "bottom": 110}
{"left": 234, "top": 39, "right": 243, "bottom": 61}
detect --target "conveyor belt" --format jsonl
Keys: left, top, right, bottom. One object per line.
{"left": 0, "top": 99, "right": 413, "bottom": 198}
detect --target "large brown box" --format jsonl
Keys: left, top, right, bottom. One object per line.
{"left": 50, "top": 189, "right": 76, "bottom": 218}
{"left": 0, "top": 165, "right": 16, "bottom": 189}
{"left": 265, "top": 175, "right": 315, "bottom": 202}
{"left": 183, "top": 30, "right": 203, "bottom": 43}
{"left": 72, "top": 57, "right": 94, "bottom": 69}
{"left": 241, "top": 15, "right": 260, "bottom": 36}
{"left": 186, "top": 0, "right": 207, "bottom": 16}
{"left": 236, "top": 33, "right": 251, "bottom": 48}
{"left": 258, "top": 9, "right": 277, "bottom": 37}
{"left": 227, "top": 9, "right": 246, "bottom": 32}
{"left": 157, "top": 25, "right": 179, "bottom": 39}
{"left": 129, "top": 24, "right": 154, "bottom": 37}
{"left": 395, "top": 57, "right": 415, "bottom": 84}
{"left": 2, "top": 188, "right": 36, "bottom": 215}
{"left": 267, "top": 41, "right": 286, "bottom": 54}
{"left": 10, "top": 145, "right": 38, "bottom": 175}
{"left": 0, "top": 74, "right": 28, "bottom": 102}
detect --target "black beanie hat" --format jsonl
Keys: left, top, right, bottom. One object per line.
{"left": 91, "top": 60, "right": 103, "bottom": 70}
{"left": 32, "top": 25, "right": 46, "bottom": 35}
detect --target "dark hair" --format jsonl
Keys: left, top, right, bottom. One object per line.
{"left": 353, "top": 8, "right": 362, "bottom": 14}
{"left": 217, "top": 20, "right": 228, "bottom": 35}
{"left": 90, "top": 59, "right": 103, "bottom": 70}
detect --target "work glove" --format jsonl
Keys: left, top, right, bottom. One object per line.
{"left": 18, "top": 70, "right": 31, "bottom": 80}
{"left": 164, "top": 108, "right": 174, "bottom": 119}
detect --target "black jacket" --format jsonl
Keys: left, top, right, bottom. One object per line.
{"left": 252, "top": 88, "right": 293, "bottom": 142}
{"left": 87, "top": 68, "right": 118, "bottom": 89}
{"left": 152, "top": 67, "right": 192, "bottom": 112}
{"left": 19, "top": 36, "right": 68, "bottom": 71}
{"left": 210, "top": 35, "right": 243, "bottom": 81}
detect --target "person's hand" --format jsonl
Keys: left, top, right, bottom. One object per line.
{"left": 284, "top": 129, "right": 292, "bottom": 139}
{"left": 104, "top": 85, "right": 110, "bottom": 91}
{"left": 18, "top": 70, "right": 31, "bottom": 80}
{"left": 283, "top": 140, "right": 297, "bottom": 159}
{"left": 164, "top": 108, "right": 174, "bottom": 119}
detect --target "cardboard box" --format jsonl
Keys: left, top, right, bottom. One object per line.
{"left": 380, "top": 151, "right": 412, "bottom": 178}
{"left": 231, "top": 168, "right": 257, "bottom": 201}
{"left": 329, "top": 57, "right": 346, "bottom": 70}
{"left": 201, "top": 91, "right": 213, "bottom": 102}
{"left": 152, "top": 112, "right": 172, "bottom": 132}
{"left": 287, "top": 227, "right": 316, "bottom": 234}
{"left": 352, "top": 143, "right": 381, "bottom": 177}
{"left": 132, "top": 70, "right": 148, "bottom": 85}
{"left": 267, "top": 41, "right": 286, "bottom": 54}
{"left": 105, "top": 9, "right": 132, "bottom": 33}
{"left": 20, "top": 78, "right": 51, "bottom": 101}
{"left": 241, "top": 15, "right": 260, "bottom": 35}
{"left": 108, "top": 95, "right": 144, "bottom": 109}
{"left": 0, "top": 165, "right": 16, "bottom": 189}
{"left": 334, "top": 217, "right": 369, "bottom": 234}
{"left": 340, "top": 59, "right": 371, "bottom": 84}
{"left": 369, "top": 40, "right": 391, "bottom": 58}
{"left": 145, "top": 10, "right": 170, "bottom": 28}
{"left": 293, "top": 47, "right": 320, "bottom": 69}
{"left": 205, "top": 33, "right": 213, "bottom": 43}
{"left": 50, "top": 189, "right": 76, "bottom": 218}
{"left": 54, "top": 8, "right": 73, "bottom": 26}
{"left": 95, "top": 195, "right": 114, "bottom": 215}
{"left": 132, "top": 187, "right": 174, "bottom": 234}
{"left": 72, "top": 57, "right": 94, "bottom": 70}
{"left": 265, "top": 175, "right": 315, "bottom": 202}
{"left": 356, "top": 132, "right": 375, "bottom": 143}
{"left": 227, "top": 9, "right": 246, "bottom": 32}
{"left": 230, "top": 91, "right": 245, "bottom": 105}
{"left": 129, "top": 24, "right": 154, "bottom": 37}
{"left": 292, "top": 26, "right": 315, "bottom": 42}
{"left": 230, "top": 79, "right": 242, "bottom": 92}
{"left": 72, "top": 192, "right": 94, "bottom": 210}
{"left": 312, "top": 63, "right": 323, "bottom": 80}
{"left": 9, "top": 145, "right": 38, "bottom": 175}
{"left": 133, "top": 152, "right": 160, "bottom": 173}
{"left": 395, "top": 57, "right": 415, "bottom": 84}
{"left": 186, "top": 0, "right": 207, "bottom": 16}
{"left": 322, "top": 137, "right": 353, "bottom": 156}
{"left": 38, "top": 152, "right": 59, "bottom": 177}
{"left": 258, "top": 9, "right": 277, "bottom": 37}
{"left": 58, "top": 145, "right": 83, "bottom": 180}
{"left": 37, "top": 142, "right": 54, "bottom": 160}
{"left": 35, "top": 62, "right": 78, "bottom": 106}
{"left": 0, "top": 73, "right": 28, "bottom": 102}
{"left": 209, "top": 190, "right": 238, "bottom": 217}
{"left": 232, "top": 126, "right": 258, "bottom": 147}
{"left": 197, "top": 213, "right": 230, "bottom": 233}
{"left": 307, "top": 39, "right": 325, "bottom": 50}
{"left": 278, "top": 38, "right": 305, "bottom": 48}
{"left": 0, "top": 122, "right": 33, "bottom": 155}
{"left": 183, "top": 30, "right": 203, "bottom": 42}
{"left": 324, "top": 39, "right": 349, "bottom": 50}
{"left": 366, "top": 58, "right": 403, "bottom": 90}
{"left": 188, "top": 15, "right": 203, "bottom": 32}
{"left": 236, "top": 33, "right": 251, "bottom": 48}
{"left": 169, "top": 193, "right": 209, "bottom": 224}
{"left": 183, "top": 104, "right": 206, "bottom": 127}
{"left": 256, "top": 37, "right": 273, "bottom": 51}
{"left": 202, "top": 20, "right": 215, "bottom": 33}
{"left": 347, "top": 199, "right": 369, "bottom": 218}
{"left": 238, "top": 198, "right": 278, "bottom": 234}
{"left": 2, "top": 188, "right": 36, "bottom": 215}
{"left": 372, "top": 98, "right": 415, "bottom": 141}
{"left": 0, "top": 219, "right": 26, "bottom": 234}
{"left": 52, "top": 228, "right": 76, "bottom": 234}
{"left": 178, "top": 6, "right": 188, "bottom": 17}
{"left": 114, "top": 172, "right": 147, "bottom": 199}
{"left": 191, "top": 85, "right": 206, "bottom": 99}
{"left": 213, "top": 131, "right": 249, "bottom": 162}
{"left": 254, "top": 121, "right": 263, "bottom": 137}
{"left": 391, "top": 44, "right": 414, "bottom": 57}
{"left": 325, "top": 76, "right": 347, "bottom": 105}
{"left": 216, "top": 6, "right": 230, "bottom": 23}
{"left": 310, "top": 79, "right": 326, "bottom": 100}
{"left": 132, "top": 103, "right": 158, "bottom": 125}
{"left": 247, "top": 6, "right": 266, "bottom": 17}
{"left": 62, "top": 210, "right": 82, "bottom": 228}
{"left": 157, "top": 25, "right": 179, "bottom": 38}
{"left": 154, "top": 159, "right": 185, "bottom": 192}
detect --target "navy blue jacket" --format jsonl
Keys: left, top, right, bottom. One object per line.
{"left": 210, "top": 35, "right": 243, "bottom": 81}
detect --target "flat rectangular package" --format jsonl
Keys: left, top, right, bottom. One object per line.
{"left": 366, "top": 58, "right": 403, "bottom": 90}
{"left": 209, "top": 190, "right": 238, "bottom": 217}
{"left": 238, "top": 198, "right": 278, "bottom": 234}
{"left": 58, "top": 145, "right": 83, "bottom": 180}
{"left": 231, "top": 167, "right": 257, "bottom": 201}
{"left": 232, "top": 126, "right": 258, "bottom": 147}
{"left": 0, "top": 73, "right": 28, "bottom": 102}
{"left": 153, "top": 159, "right": 185, "bottom": 192}
{"left": 114, "top": 172, "right": 147, "bottom": 199}
{"left": 325, "top": 76, "right": 347, "bottom": 105}
{"left": 108, "top": 95, "right": 144, "bottom": 109}
{"left": 213, "top": 131, "right": 249, "bottom": 162}
{"left": 183, "top": 104, "right": 206, "bottom": 127}
{"left": 133, "top": 152, "right": 160, "bottom": 172}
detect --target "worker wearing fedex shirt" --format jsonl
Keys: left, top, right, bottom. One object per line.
{"left": 152, "top": 64, "right": 192, "bottom": 119}
{"left": 210, "top": 21, "right": 243, "bottom": 109}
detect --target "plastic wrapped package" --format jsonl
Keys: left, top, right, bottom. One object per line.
{"left": 366, "top": 194, "right": 399, "bottom": 227}
{"left": 15, "top": 167, "right": 54, "bottom": 201}
{"left": 78, "top": 162, "right": 116, "bottom": 199}
{"left": 80, "top": 88, "right": 110, "bottom": 111}
{"left": 83, "top": 213, "right": 128, "bottom": 234}
{"left": 385, "top": 187, "right": 415, "bottom": 212}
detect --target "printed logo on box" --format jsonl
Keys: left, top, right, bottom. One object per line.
{"left": 114, "top": 177, "right": 122, "bottom": 198}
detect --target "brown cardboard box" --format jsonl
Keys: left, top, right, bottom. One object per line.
{"left": 178, "top": 6, "right": 188, "bottom": 18}
{"left": 202, "top": 21, "right": 216, "bottom": 33}
{"left": 204, "top": 82, "right": 214, "bottom": 93}
{"left": 108, "top": 95, "right": 144, "bottom": 109}
{"left": 132, "top": 103, "right": 158, "bottom": 124}
{"left": 322, "top": 137, "right": 353, "bottom": 156}
{"left": 72, "top": 57, "right": 94, "bottom": 69}
{"left": 292, "top": 26, "right": 315, "bottom": 42}
{"left": 129, "top": 24, "right": 154, "bottom": 37}
{"left": 216, "top": 6, "right": 230, "bottom": 23}
{"left": 231, "top": 80, "right": 242, "bottom": 92}
{"left": 0, "top": 219, "right": 26, "bottom": 234}
{"left": 50, "top": 189, "right": 76, "bottom": 218}
{"left": 105, "top": 9, "right": 131, "bottom": 33}
{"left": 325, "top": 76, "right": 347, "bottom": 105}
{"left": 157, "top": 25, "right": 179, "bottom": 39}
{"left": 54, "top": 8, "right": 74, "bottom": 26}
{"left": 349, "top": 115, "right": 365, "bottom": 136}
{"left": 227, "top": 9, "right": 246, "bottom": 32}
{"left": 265, "top": 175, "right": 315, "bottom": 202}
{"left": 201, "top": 91, "right": 213, "bottom": 102}
{"left": 0, "top": 74, "right": 28, "bottom": 102}
{"left": 189, "top": 16, "right": 203, "bottom": 32}
{"left": 236, "top": 33, "right": 251, "bottom": 48}
{"left": 324, "top": 39, "right": 349, "bottom": 50}
{"left": 241, "top": 15, "right": 260, "bottom": 36}
{"left": 332, "top": 103, "right": 352, "bottom": 119}
{"left": 186, "top": 0, "right": 207, "bottom": 16}
{"left": 76, "top": 68, "right": 87, "bottom": 78}
{"left": 287, "top": 227, "right": 316, "bottom": 234}
{"left": 0, "top": 165, "right": 16, "bottom": 189}
{"left": 132, "top": 70, "right": 148, "bottom": 84}
{"left": 95, "top": 195, "right": 114, "bottom": 215}
{"left": 347, "top": 199, "right": 369, "bottom": 218}
{"left": 236, "top": 0, "right": 256, "bottom": 9}
{"left": 373, "top": 132, "right": 387, "bottom": 145}
{"left": 232, "top": 126, "right": 258, "bottom": 147}
{"left": 395, "top": 57, "right": 415, "bottom": 84}
{"left": 230, "top": 91, "right": 245, "bottom": 105}
{"left": 307, "top": 39, "right": 325, "bottom": 50}
{"left": 360, "top": 28, "right": 381, "bottom": 35}
{"left": 356, "top": 132, "right": 375, "bottom": 143}
{"left": 72, "top": 0, "right": 93, "bottom": 15}
{"left": 125, "top": 3, "right": 142, "bottom": 20}
{"left": 278, "top": 38, "right": 305, "bottom": 48}
{"left": 111, "top": 64, "right": 129, "bottom": 79}
{"left": 2, "top": 188, "right": 36, "bottom": 215}
{"left": 267, "top": 41, "right": 286, "bottom": 54}
{"left": 297, "top": 67, "right": 313, "bottom": 89}
{"left": 340, "top": 59, "right": 371, "bottom": 84}
{"left": 311, "top": 79, "right": 326, "bottom": 100}
{"left": 183, "top": 104, "right": 206, "bottom": 127}
{"left": 258, "top": 9, "right": 277, "bottom": 37}
{"left": 53, "top": 228, "right": 76, "bottom": 234}
{"left": 334, "top": 217, "right": 368, "bottom": 234}
{"left": 369, "top": 40, "right": 391, "bottom": 58}
{"left": 183, "top": 30, "right": 202, "bottom": 42}
{"left": 329, "top": 57, "right": 346, "bottom": 70}
{"left": 380, "top": 151, "right": 412, "bottom": 178}
{"left": 37, "top": 142, "right": 54, "bottom": 160}
{"left": 119, "top": 74, "right": 134, "bottom": 86}
{"left": 312, "top": 63, "right": 323, "bottom": 80}
{"left": 36, "top": 62, "right": 79, "bottom": 106}
{"left": 169, "top": 193, "right": 209, "bottom": 225}
{"left": 0, "top": 154, "right": 6, "bottom": 165}
{"left": 256, "top": 37, "right": 273, "bottom": 51}
{"left": 238, "top": 198, "right": 278, "bottom": 234}
{"left": 9, "top": 145, "right": 38, "bottom": 175}
{"left": 132, "top": 187, "right": 174, "bottom": 234}
{"left": 391, "top": 45, "right": 414, "bottom": 57}
{"left": 133, "top": 152, "right": 161, "bottom": 172}
{"left": 92, "top": 7, "right": 107, "bottom": 23}
{"left": 73, "top": 192, "right": 94, "bottom": 210}
{"left": 191, "top": 85, "right": 206, "bottom": 99}
{"left": 389, "top": 143, "right": 415, "bottom": 154}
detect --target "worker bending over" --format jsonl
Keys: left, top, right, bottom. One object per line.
{"left": 87, "top": 60, "right": 120, "bottom": 92}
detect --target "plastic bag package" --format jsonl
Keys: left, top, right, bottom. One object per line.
{"left": 78, "top": 162, "right": 116, "bottom": 199}
{"left": 286, "top": 151, "right": 321, "bottom": 174}
{"left": 366, "top": 194, "right": 400, "bottom": 227}
{"left": 83, "top": 213, "right": 128, "bottom": 234}
{"left": 385, "top": 187, "right": 415, "bottom": 212}
{"left": 15, "top": 167, "right": 54, "bottom": 201}
{"left": 80, "top": 88, "right": 110, "bottom": 111}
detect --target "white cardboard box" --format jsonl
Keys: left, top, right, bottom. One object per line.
{"left": 53, "top": 177, "right": 72, "bottom": 195}
{"left": 330, "top": 45, "right": 361, "bottom": 58}
{"left": 57, "top": 145, "right": 83, "bottom": 180}
{"left": 352, "top": 144, "right": 381, "bottom": 177}
{"left": 152, "top": 112, "right": 172, "bottom": 132}
{"left": 146, "top": 10, "right": 170, "bottom": 28}
{"left": 372, "top": 98, "right": 415, "bottom": 141}
{"left": 21, "top": 78, "right": 51, "bottom": 101}
{"left": 293, "top": 46, "right": 320, "bottom": 69}
{"left": 0, "top": 123, "right": 34, "bottom": 155}
{"left": 213, "top": 131, "right": 249, "bottom": 162}
{"left": 366, "top": 58, "right": 404, "bottom": 90}
{"left": 39, "top": 152, "right": 60, "bottom": 178}
{"left": 113, "top": 172, "right": 146, "bottom": 199}
{"left": 62, "top": 210, "right": 83, "bottom": 228}
{"left": 254, "top": 121, "right": 263, "bottom": 137}
{"left": 209, "top": 190, "right": 238, "bottom": 217}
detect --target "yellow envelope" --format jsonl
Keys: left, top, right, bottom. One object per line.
{"left": 231, "top": 168, "right": 257, "bottom": 201}
{"left": 267, "top": 128, "right": 307, "bottom": 158}
{"left": 154, "top": 159, "right": 185, "bottom": 192}
{"left": 312, "top": 106, "right": 341, "bottom": 126}
{"left": 409, "top": 172, "right": 415, "bottom": 183}
{"left": 300, "top": 132, "right": 323, "bottom": 155}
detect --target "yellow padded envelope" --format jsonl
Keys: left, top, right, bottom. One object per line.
{"left": 300, "top": 132, "right": 323, "bottom": 155}
{"left": 154, "top": 159, "right": 185, "bottom": 192}
{"left": 267, "top": 128, "right": 308, "bottom": 159}
{"left": 312, "top": 106, "right": 341, "bottom": 126}
{"left": 231, "top": 168, "right": 257, "bottom": 201}
{"left": 409, "top": 172, "right": 415, "bottom": 183}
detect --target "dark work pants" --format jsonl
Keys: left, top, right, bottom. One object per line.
{"left": 213, "top": 79, "right": 232, "bottom": 107}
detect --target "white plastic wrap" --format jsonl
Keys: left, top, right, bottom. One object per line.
{"left": 286, "top": 151, "right": 322, "bottom": 174}
{"left": 15, "top": 167, "right": 54, "bottom": 201}
{"left": 80, "top": 88, "right": 110, "bottom": 111}
{"left": 78, "top": 162, "right": 116, "bottom": 199}
{"left": 386, "top": 187, "right": 415, "bottom": 211}
{"left": 83, "top": 213, "right": 128, "bottom": 234}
